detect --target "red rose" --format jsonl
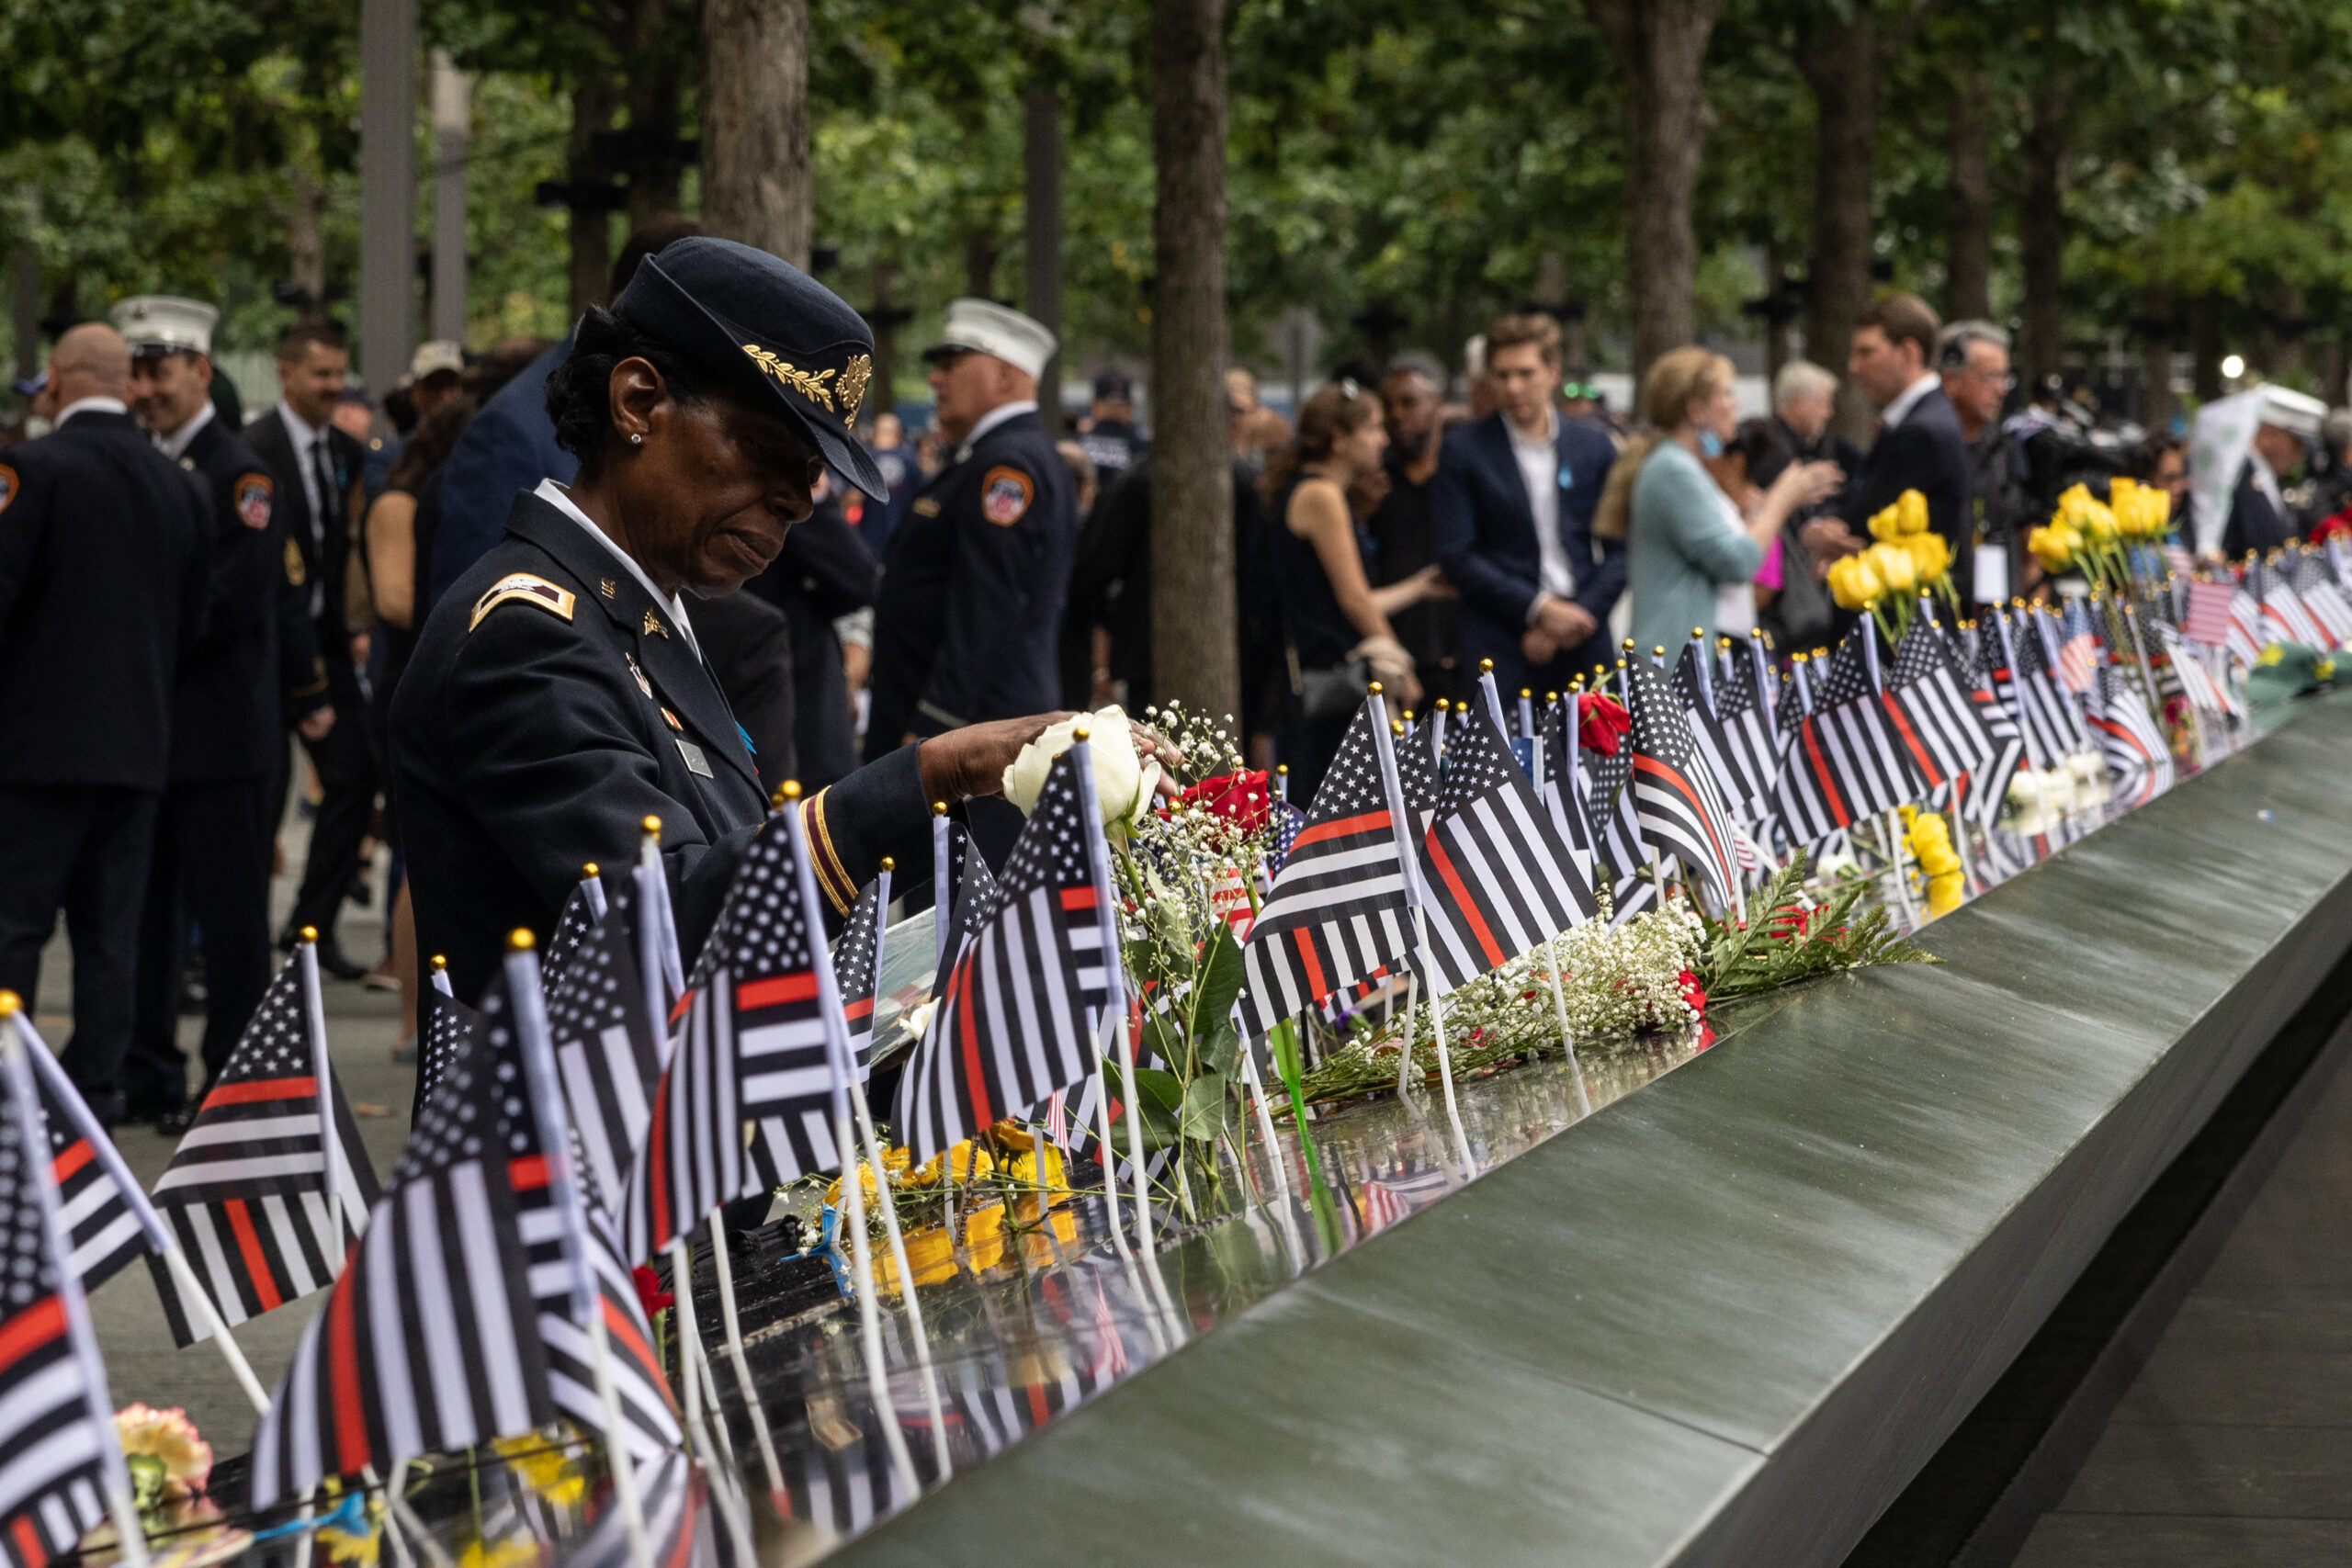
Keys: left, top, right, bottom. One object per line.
{"left": 2312, "top": 510, "right": 2352, "bottom": 547}
{"left": 1577, "top": 693, "right": 1631, "bottom": 756}
{"left": 1676, "top": 969, "right": 1707, "bottom": 1015}
{"left": 1171, "top": 770, "right": 1272, "bottom": 836}
{"left": 631, "top": 1264, "right": 674, "bottom": 1318}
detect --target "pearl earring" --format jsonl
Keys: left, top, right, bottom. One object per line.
{"left": 629, "top": 433, "right": 643, "bottom": 445}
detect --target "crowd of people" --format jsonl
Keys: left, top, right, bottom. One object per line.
{"left": 6, "top": 221, "right": 2349, "bottom": 1129}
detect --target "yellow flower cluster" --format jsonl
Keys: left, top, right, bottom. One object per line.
{"left": 2107, "top": 477, "right": 2172, "bottom": 540}
{"left": 2028, "top": 481, "right": 2168, "bottom": 577}
{"left": 1902, "top": 807, "right": 1965, "bottom": 918}
{"left": 1827, "top": 489, "right": 1951, "bottom": 610}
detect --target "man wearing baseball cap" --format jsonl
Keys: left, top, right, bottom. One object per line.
{"left": 865, "top": 298, "right": 1080, "bottom": 762}
{"left": 114, "top": 295, "right": 332, "bottom": 1122}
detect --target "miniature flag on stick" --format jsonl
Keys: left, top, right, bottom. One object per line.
{"left": 1622, "top": 658, "right": 1742, "bottom": 909}
{"left": 151, "top": 941, "right": 379, "bottom": 1346}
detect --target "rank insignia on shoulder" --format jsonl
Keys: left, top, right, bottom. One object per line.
{"left": 0, "top": 463, "right": 15, "bottom": 517}
{"left": 981, "top": 466, "right": 1034, "bottom": 526}
{"left": 910, "top": 496, "right": 941, "bottom": 518}
{"left": 284, "top": 537, "right": 306, "bottom": 586}
{"left": 642, "top": 609, "right": 669, "bottom": 637}
{"left": 601, "top": 577, "right": 617, "bottom": 599}
{"left": 235, "top": 474, "right": 274, "bottom": 530}
{"left": 660, "top": 706, "right": 684, "bottom": 731}
{"left": 626, "top": 652, "right": 652, "bottom": 698}
{"left": 469, "top": 572, "right": 577, "bottom": 631}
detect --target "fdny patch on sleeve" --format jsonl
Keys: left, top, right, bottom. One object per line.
{"left": 234, "top": 474, "right": 274, "bottom": 530}
{"left": 469, "top": 572, "right": 578, "bottom": 631}
{"left": 0, "top": 464, "right": 16, "bottom": 518}
{"left": 980, "top": 466, "right": 1034, "bottom": 526}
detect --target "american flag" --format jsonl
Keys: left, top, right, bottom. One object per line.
{"left": 248, "top": 981, "right": 554, "bottom": 1503}
{"left": 1390, "top": 710, "right": 1443, "bottom": 846}
{"left": 1671, "top": 637, "right": 1766, "bottom": 820}
{"left": 2085, "top": 660, "right": 2174, "bottom": 807}
{"left": 2182, "top": 576, "right": 2238, "bottom": 649}
{"left": 2252, "top": 556, "right": 2327, "bottom": 649}
{"left": 1264, "top": 799, "right": 1306, "bottom": 878}
{"left": 1993, "top": 609, "right": 2079, "bottom": 770}
{"left": 2283, "top": 549, "right": 2352, "bottom": 645}
{"left": 2158, "top": 622, "right": 2230, "bottom": 716}
{"left": 1358, "top": 1167, "right": 1453, "bottom": 1237}
{"left": 413, "top": 967, "right": 479, "bottom": 1129}
{"left": 931, "top": 820, "right": 996, "bottom": 980}
{"left": 1235, "top": 700, "right": 1416, "bottom": 1041}
{"left": 540, "top": 870, "right": 607, "bottom": 990}
{"left": 1621, "top": 658, "right": 1741, "bottom": 907}
{"left": 2026, "top": 607, "right": 2095, "bottom": 753}
{"left": 1415, "top": 699, "right": 1595, "bottom": 996}
{"left": 151, "top": 953, "right": 379, "bottom": 1347}
{"left": 1582, "top": 691, "right": 1647, "bottom": 885}
{"left": 1770, "top": 626, "right": 1922, "bottom": 846}
{"left": 0, "top": 1036, "right": 130, "bottom": 1568}
{"left": 1881, "top": 617, "right": 1997, "bottom": 790}
{"left": 1065, "top": 998, "right": 1170, "bottom": 1189}
{"left": 1538, "top": 698, "right": 1597, "bottom": 880}
{"left": 2054, "top": 612, "right": 2098, "bottom": 694}
{"left": 17, "top": 1031, "right": 151, "bottom": 1291}
{"left": 1953, "top": 624, "right": 2028, "bottom": 831}
{"left": 557, "top": 1450, "right": 749, "bottom": 1568}
{"left": 896, "top": 748, "right": 1113, "bottom": 1161}
{"left": 546, "top": 882, "right": 662, "bottom": 1224}
{"left": 1713, "top": 637, "right": 1782, "bottom": 819}
{"left": 832, "top": 868, "right": 891, "bottom": 1072}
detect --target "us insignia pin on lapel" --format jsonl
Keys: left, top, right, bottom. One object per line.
{"left": 643, "top": 610, "right": 668, "bottom": 637}
{"left": 601, "top": 577, "right": 617, "bottom": 599}
{"left": 660, "top": 706, "right": 684, "bottom": 731}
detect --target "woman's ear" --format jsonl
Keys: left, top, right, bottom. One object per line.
{"left": 608, "top": 355, "right": 667, "bottom": 446}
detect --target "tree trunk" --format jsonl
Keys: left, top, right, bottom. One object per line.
{"left": 961, "top": 233, "right": 999, "bottom": 301}
{"left": 624, "top": 0, "right": 683, "bottom": 227}
{"left": 568, "top": 83, "right": 618, "bottom": 317}
{"left": 869, "top": 260, "right": 899, "bottom": 435}
{"left": 287, "top": 164, "right": 329, "bottom": 326}
{"left": 2188, "top": 294, "right": 2222, "bottom": 401}
{"left": 699, "top": 0, "right": 811, "bottom": 268}
{"left": 1024, "top": 79, "right": 1064, "bottom": 435}
{"left": 1944, "top": 63, "right": 1992, "bottom": 322}
{"left": 1148, "top": 0, "right": 1237, "bottom": 719}
{"left": 2139, "top": 280, "right": 2174, "bottom": 435}
{"left": 1585, "top": 0, "right": 1725, "bottom": 379}
{"left": 1797, "top": 7, "right": 1878, "bottom": 445}
{"left": 2017, "top": 77, "right": 2069, "bottom": 394}
{"left": 2271, "top": 281, "right": 2308, "bottom": 385}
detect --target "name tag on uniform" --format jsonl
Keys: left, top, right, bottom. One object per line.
{"left": 675, "top": 739, "right": 713, "bottom": 778}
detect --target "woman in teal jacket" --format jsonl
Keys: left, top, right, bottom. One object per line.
{"left": 1595, "top": 347, "right": 1841, "bottom": 658}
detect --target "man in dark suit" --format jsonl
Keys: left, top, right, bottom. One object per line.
{"left": 115, "top": 298, "right": 334, "bottom": 1123}
{"left": 247, "top": 321, "right": 375, "bottom": 977}
{"left": 0, "top": 324, "right": 209, "bottom": 1119}
{"left": 1841, "top": 292, "right": 1976, "bottom": 604}
{"left": 1431, "top": 312, "right": 1624, "bottom": 694}
{"left": 867, "top": 299, "right": 1079, "bottom": 761}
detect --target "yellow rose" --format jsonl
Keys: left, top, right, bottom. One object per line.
{"left": 1925, "top": 871, "right": 1965, "bottom": 917}
{"left": 2028, "top": 525, "right": 2076, "bottom": 573}
{"left": 1896, "top": 488, "right": 1929, "bottom": 536}
{"left": 1828, "top": 554, "right": 1884, "bottom": 610}
{"left": 1902, "top": 530, "right": 1951, "bottom": 582}
{"left": 2082, "top": 500, "right": 2119, "bottom": 543}
{"left": 1868, "top": 540, "right": 1918, "bottom": 592}
{"left": 1867, "top": 503, "right": 1903, "bottom": 543}
{"left": 1916, "top": 841, "right": 1962, "bottom": 877}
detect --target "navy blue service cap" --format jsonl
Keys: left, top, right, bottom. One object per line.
{"left": 614, "top": 236, "right": 888, "bottom": 501}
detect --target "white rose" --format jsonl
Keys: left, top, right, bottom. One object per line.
{"left": 1001, "top": 705, "right": 1160, "bottom": 832}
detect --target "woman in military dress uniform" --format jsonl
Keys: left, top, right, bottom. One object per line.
{"left": 391, "top": 240, "right": 1127, "bottom": 998}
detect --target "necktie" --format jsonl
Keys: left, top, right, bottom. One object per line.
{"left": 311, "top": 438, "right": 336, "bottom": 547}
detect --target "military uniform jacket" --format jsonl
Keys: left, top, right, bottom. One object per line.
{"left": 246, "top": 409, "right": 367, "bottom": 702}
{"left": 172, "top": 417, "right": 327, "bottom": 781}
{"left": 2224, "top": 459, "right": 2299, "bottom": 561}
{"left": 391, "top": 491, "right": 930, "bottom": 999}
{"left": 0, "top": 412, "right": 209, "bottom": 790}
{"left": 867, "top": 409, "right": 1077, "bottom": 753}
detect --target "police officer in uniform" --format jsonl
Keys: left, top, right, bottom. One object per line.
{"left": 2223, "top": 386, "right": 2326, "bottom": 560}
{"left": 391, "top": 240, "right": 1142, "bottom": 999}
{"left": 0, "top": 324, "right": 209, "bottom": 1119}
{"left": 865, "top": 299, "right": 1079, "bottom": 763}
{"left": 114, "top": 297, "right": 333, "bottom": 1122}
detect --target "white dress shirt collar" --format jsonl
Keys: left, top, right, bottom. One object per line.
{"left": 54, "top": 396, "right": 129, "bottom": 427}
{"left": 955, "top": 399, "right": 1037, "bottom": 462}
{"left": 533, "top": 479, "right": 700, "bottom": 660}
{"left": 277, "top": 400, "right": 326, "bottom": 450}
{"left": 156, "top": 400, "right": 216, "bottom": 462}
{"left": 1881, "top": 372, "right": 1940, "bottom": 430}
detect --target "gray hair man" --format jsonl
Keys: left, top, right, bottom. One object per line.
{"left": 1938, "top": 320, "right": 2029, "bottom": 588}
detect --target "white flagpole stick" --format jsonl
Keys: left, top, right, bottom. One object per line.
{"left": 1878, "top": 813, "right": 1918, "bottom": 928}
{"left": 1236, "top": 1042, "right": 1290, "bottom": 1204}
{"left": 635, "top": 820, "right": 680, "bottom": 1069}
{"left": 930, "top": 804, "right": 953, "bottom": 966}
{"left": 503, "top": 934, "right": 650, "bottom": 1568}
{"left": 0, "top": 997, "right": 149, "bottom": 1568}
{"left": 846, "top": 862, "right": 952, "bottom": 1477}
{"left": 12, "top": 1012, "right": 272, "bottom": 1414}
{"left": 704, "top": 1223, "right": 786, "bottom": 1506}
{"left": 1086, "top": 1010, "right": 1128, "bottom": 1257}
{"left": 296, "top": 932, "right": 349, "bottom": 1246}
{"left": 1517, "top": 687, "right": 1535, "bottom": 739}
{"left": 1416, "top": 910, "right": 1474, "bottom": 1182}
{"left": 581, "top": 863, "right": 608, "bottom": 922}
{"left": 1393, "top": 970, "right": 1419, "bottom": 1100}
{"left": 679, "top": 1278, "right": 741, "bottom": 1474}
{"left": 664, "top": 1239, "right": 705, "bottom": 1444}
{"left": 774, "top": 784, "right": 919, "bottom": 1495}
{"left": 847, "top": 1081, "right": 950, "bottom": 1479}
{"left": 1064, "top": 732, "right": 1181, "bottom": 1331}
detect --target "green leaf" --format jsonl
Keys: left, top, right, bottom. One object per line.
{"left": 1109, "top": 1097, "right": 1180, "bottom": 1153}
{"left": 1140, "top": 1008, "right": 1188, "bottom": 1068}
{"left": 1197, "top": 1019, "right": 1241, "bottom": 1080}
{"left": 1124, "top": 1063, "right": 1185, "bottom": 1112}
{"left": 1179, "top": 1071, "right": 1230, "bottom": 1140}
{"left": 1193, "top": 925, "right": 1248, "bottom": 1033}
